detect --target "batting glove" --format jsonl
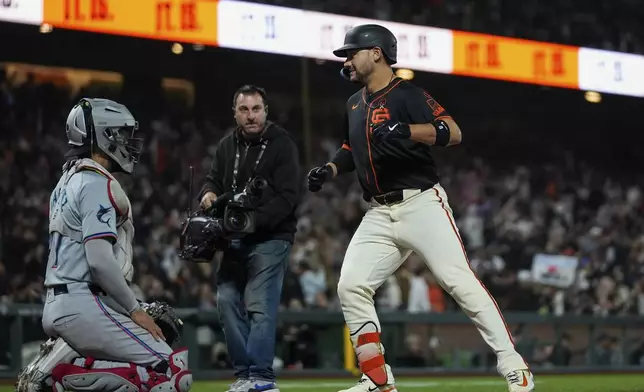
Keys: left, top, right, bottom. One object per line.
{"left": 307, "top": 165, "right": 331, "bottom": 192}
{"left": 372, "top": 120, "right": 411, "bottom": 143}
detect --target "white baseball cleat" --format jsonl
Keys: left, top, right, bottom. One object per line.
{"left": 337, "top": 365, "right": 397, "bottom": 392}
{"left": 225, "top": 379, "right": 250, "bottom": 392}
{"left": 505, "top": 369, "right": 535, "bottom": 392}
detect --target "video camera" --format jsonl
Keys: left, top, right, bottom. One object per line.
{"left": 209, "top": 176, "right": 268, "bottom": 235}
{"left": 177, "top": 169, "right": 268, "bottom": 263}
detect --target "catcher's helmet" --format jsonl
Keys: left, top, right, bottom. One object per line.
{"left": 333, "top": 24, "right": 397, "bottom": 65}
{"left": 65, "top": 98, "right": 143, "bottom": 174}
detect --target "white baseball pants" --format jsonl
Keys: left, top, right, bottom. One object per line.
{"left": 337, "top": 184, "right": 528, "bottom": 377}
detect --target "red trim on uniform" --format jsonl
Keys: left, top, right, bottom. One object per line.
{"left": 362, "top": 79, "right": 404, "bottom": 107}
{"left": 361, "top": 79, "right": 404, "bottom": 195}
{"left": 365, "top": 107, "right": 382, "bottom": 193}
{"left": 83, "top": 232, "right": 118, "bottom": 243}
{"left": 342, "top": 143, "right": 352, "bottom": 151}
{"left": 357, "top": 332, "right": 381, "bottom": 346}
{"left": 432, "top": 188, "right": 521, "bottom": 350}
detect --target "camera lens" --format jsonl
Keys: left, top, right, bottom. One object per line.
{"left": 228, "top": 211, "right": 247, "bottom": 231}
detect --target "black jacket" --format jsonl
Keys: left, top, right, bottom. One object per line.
{"left": 200, "top": 121, "right": 301, "bottom": 243}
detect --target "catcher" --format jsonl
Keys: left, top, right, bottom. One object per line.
{"left": 16, "top": 98, "right": 191, "bottom": 392}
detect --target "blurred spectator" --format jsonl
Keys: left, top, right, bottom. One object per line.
{"left": 588, "top": 334, "right": 624, "bottom": 366}
{"left": 407, "top": 264, "right": 431, "bottom": 314}
{"left": 546, "top": 333, "right": 573, "bottom": 367}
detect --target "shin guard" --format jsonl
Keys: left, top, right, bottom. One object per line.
{"left": 353, "top": 325, "right": 388, "bottom": 387}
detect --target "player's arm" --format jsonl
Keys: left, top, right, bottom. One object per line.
{"left": 79, "top": 176, "right": 140, "bottom": 315}
{"left": 375, "top": 88, "right": 462, "bottom": 147}
{"left": 308, "top": 111, "right": 355, "bottom": 192}
{"left": 84, "top": 240, "right": 140, "bottom": 313}
{"left": 327, "top": 111, "right": 356, "bottom": 177}
{"left": 406, "top": 89, "right": 461, "bottom": 146}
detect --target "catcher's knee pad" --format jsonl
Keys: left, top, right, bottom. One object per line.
{"left": 51, "top": 362, "right": 141, "bottom": 392}
{"left": 51, "top": 349, "right": 192, "bottom": 392}
{"left": 16, "top": 337, "right": 80, "bottom": 392}
{"left": 149, "top": 348, "right": 192, "bottom": 392}
{"left": 352, "top": 322, "right": 389, "bottom": 387}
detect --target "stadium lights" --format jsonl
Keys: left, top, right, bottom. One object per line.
{"left": 395, "top": 68, "right": 414, "bottom": 80}
{"left": 584, "top": 91, "right": 602, "bottom": 103}
{"left": 39, "top": 24, "right": 53, "bottom": 34}
{"left": 172, "top": 43, "right": 184, "bottom": 55}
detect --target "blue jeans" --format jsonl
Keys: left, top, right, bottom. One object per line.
{"left": 216, "top": 239, "right": 291, "bottom": 381}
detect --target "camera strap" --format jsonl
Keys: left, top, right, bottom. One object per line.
{"left": 232, "top": 138, "right": 267, "bottom": 193}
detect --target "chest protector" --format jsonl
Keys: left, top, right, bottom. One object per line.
{"left": 55, "top": 158, "right": 135, "bottom": 283}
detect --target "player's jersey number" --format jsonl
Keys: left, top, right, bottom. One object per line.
{"left": 49, "top": 186, "right": 68, "bottom": 268}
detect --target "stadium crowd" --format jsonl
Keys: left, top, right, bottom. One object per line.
{"left": 2, "top": 65, "right": 644, "bottom": 319}
{"left": 255, "top": 0, "right": 644, "bottom": 54}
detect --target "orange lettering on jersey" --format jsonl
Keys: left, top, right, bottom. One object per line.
{"left": 370, "top": 107, "right": 391, "bottom": 124}
{"left": 423, "top": 91, "right": 446, "bottom": 117}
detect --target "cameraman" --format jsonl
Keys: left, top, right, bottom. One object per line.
{"left": 199, "top": 85, "right": 301, "bottom": 392}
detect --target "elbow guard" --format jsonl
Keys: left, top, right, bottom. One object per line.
{"left": 433, "top": 119, "right": 450, "bottom": 146}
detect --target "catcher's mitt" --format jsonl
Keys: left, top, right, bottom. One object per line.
{"left": 141, "top": 301, "right": 183, "bottom": 346}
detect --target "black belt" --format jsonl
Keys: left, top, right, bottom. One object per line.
{"left": 373, "top": 188, "right": 429, "bottom": 205}
{"left": 373, "top": 190, "right": 404, "bottom": 205}
{"left": 50, "top": 284, "right": 105, "bottom": 296}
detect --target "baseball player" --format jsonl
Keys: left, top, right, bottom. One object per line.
{"left": 35, "top": 98, "right": 192, "bottom": 392}
{"left": 307, "top": 24, "right": 535, "bottom": 392}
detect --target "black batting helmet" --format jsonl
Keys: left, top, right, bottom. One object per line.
{"left": 333, "top": 24, "right": 397, "bottom": 65}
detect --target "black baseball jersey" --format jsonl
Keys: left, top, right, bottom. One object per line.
{"left": 338, "top": 77, "right": 451, "bottom": 200}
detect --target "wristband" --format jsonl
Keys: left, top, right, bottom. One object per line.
{"left": 433, "top": 119, "right": 450, "bottom": 146}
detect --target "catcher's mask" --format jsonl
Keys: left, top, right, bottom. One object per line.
{"left": 65, "top": 98, "right": 143, "bottom": 174}
{"left": 178, "top": 213, "right": 222, "bottom": 263}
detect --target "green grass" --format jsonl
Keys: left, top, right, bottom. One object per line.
{"left": 4, "top": 374, "right": 644, "bottom": 391}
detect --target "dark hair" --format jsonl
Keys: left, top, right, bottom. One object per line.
{"left": 232, "top": 85, "right": 268, "bottom": 108}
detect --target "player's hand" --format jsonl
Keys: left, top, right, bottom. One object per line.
{"left": 307, "top": 165, "right": 331, "bottom": 192}
{"left": 371, "top": 120, "right": 411, "bottom": 143}
{"left": 131, "top": 308, "right": 166, "bottom": 342}
{"left": 200, "top": 191, "right": 218, "bottom": 209}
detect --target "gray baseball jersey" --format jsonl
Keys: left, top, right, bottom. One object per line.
{"left": 45, "top": 165, "right": 118, "bottom": 286}
{"left": 42, "top": 160, "right": 173, "bottom": 368}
